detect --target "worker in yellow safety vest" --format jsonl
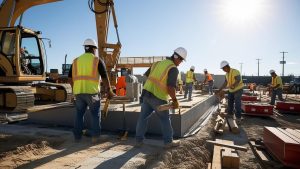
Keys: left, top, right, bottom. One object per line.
{"left": 184, "top": 66, "right": 197, "bottom": 101}
{"left": 135, "top": 47, "right": 187, "bottom": 148}
{"left": 269, "top": 69, "right": 283, "bottom": 105}
{"left": 203, "top": 68, "right": 214, "bottom": 95}
{"left": 177, "top": 71, "right": 184, "bottom": 94}
{"left": 217, "top": 60, "right": 244, "bottom": 124}
{"left": 68, "top": 38, "right": 115, "bottom": 143}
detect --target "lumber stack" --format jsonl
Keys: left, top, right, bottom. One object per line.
{"left": 214, "top": 106, "right": 239, "bottom": 134}
{"left": 208, "top": 139, "right": 244, "bottom": 169}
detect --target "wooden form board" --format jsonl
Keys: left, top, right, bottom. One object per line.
{"left": 227, "top": 118, "right": 240, "bottom": 134}
{"left": 210, "top": 139, "right": 241, "bottom": 169}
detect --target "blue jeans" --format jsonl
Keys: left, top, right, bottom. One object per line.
{"left": 73, "top": 94, "right": 101, "bottom": 140}
{"left": 207, "top": 81, "right": 214, "bottom": 95}
{"left": 135, "top": 96, "right": 173, "bottom": 144}
{"left": 184, "top": 82, "right": 193, "bottom": 100}
{"left": 227, "top": 89, "right": 243, "bottom": 119}
{"left": 270, "top": 88, "right": 283, "bottom": 105}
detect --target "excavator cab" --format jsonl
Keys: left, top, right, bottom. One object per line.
{"left": 0, "top": 26, "right": 71, "bottom": 113}
{"left": 0, "top": 26, "right": 45, "bottom": 83}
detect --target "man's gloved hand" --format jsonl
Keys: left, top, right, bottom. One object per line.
{"left": 172, "top": 99, "right": 179, "bottom": 109}
{"left": 107, "top": 89, "right": 116, "bottom": 99}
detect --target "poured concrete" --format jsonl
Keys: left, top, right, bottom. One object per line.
{"left": 27, "top": 91, "right": 217, "bottom": 137}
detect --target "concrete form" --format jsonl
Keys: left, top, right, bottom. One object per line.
{"left": 26, "top": 92, "right": 217, "bottom": 137}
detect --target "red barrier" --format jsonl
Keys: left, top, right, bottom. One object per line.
{"left": 242, "top": 103, "right": 273, "bottom": 116}
{"left": 264, "top": 127, "right": 300, "bottom": 168}
{"left": 276, "top": 101, "right": 300, "bottom": 113}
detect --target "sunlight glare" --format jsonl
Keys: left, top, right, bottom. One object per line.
{"left": 221, "top": 0, "right": 263, "bottom": 25}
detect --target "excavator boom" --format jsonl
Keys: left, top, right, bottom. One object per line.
{"left": 94, "top": 0, "right": 121, "bottom": 85}
{"left": 0, "top": 0, "right": 61, "bottom": 27}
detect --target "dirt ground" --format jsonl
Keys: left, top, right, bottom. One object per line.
{"left": 0, "top": 107, "right": 300, "bottom": 169}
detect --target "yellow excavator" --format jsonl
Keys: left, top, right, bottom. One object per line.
{"left": 0, "top": 0, "right": 121, "bottom": 120}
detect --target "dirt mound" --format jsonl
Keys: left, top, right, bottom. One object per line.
{"left": 140, "top": 117, "right": 215, "bottom": 169}
{"left": 0, "top": 134, "right": 65, "bottom": 168}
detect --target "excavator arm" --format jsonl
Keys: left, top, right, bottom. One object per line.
{"left": 0, "top": 0, "right": 61, "bottom": 27}
{"left": 0, "top": 0, "right": 121, "bottom": 85}
{"left": 94, "top": 0, "right": 121, "bottom": 86}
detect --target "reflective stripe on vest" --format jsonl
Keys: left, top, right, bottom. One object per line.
{"left": 226, "top": 68, "right": 244, "bottom": 93}
{"left": 72, "top": 53, "right": 100, "bottom": 94}
{"left": 186, "top": 70, "right": 194, "bottom": 83}
{"left": 143, "top": 59, "right": 176, "bottom": 101}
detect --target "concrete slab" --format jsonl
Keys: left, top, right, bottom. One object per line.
{"left": 26, "top": 92, "right": 217, "bottom": 137}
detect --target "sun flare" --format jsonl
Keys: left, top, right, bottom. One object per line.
{"left": 220, "top": 0, "right": 263, "bottom": 25}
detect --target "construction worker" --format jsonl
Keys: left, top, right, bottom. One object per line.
{"left": 217, "top": 61, "right": 244, "bottom": 124}
{"left": 184, "top": 66, "right": 197, "bottom": 101}
{"left": 68, "top": 38, "right": 115, "bottom": 143}
{"left": 177, "top": 71, "right": 184, "bottom": 94}
{"left": 203, "top": 68, "right": 214, "bottom": 95}
{"left": 135, "top": 47, "right": 187, "bottom": 148}
{"left": 116, "top": 75, "right": 126, "bottom": 96}
{"left": 269, "top": 69, "right": 284, "bottom": 105}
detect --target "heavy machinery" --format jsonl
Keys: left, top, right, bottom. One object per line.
{"left": 0, "top": 0, "right": 121, "bottom": 121}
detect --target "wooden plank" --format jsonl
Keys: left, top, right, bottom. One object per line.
{"left": 218, "top": 139, "right": 240, "bottom": 169}
{"left": 215, "top": 115, "right": 224, "bottom": 122}
{"left": 207, "top": 163, "right": 211, "bottom": 169}
{"left": 285, "top": 128, "right": 300, "bottom": 140}
{"left": 220, "top": 108, "right": 226, "bottom": 113}
{"left": 249, "top": 141, "right": 270, "bottom": 162}
{"left": 223, "top": 119, "right": 229, "bottom": 133}
{"left": 207, "top": 140, "right": 248, "bottom": 152}
{"left": 227, "top": 118, "right": 240, "bottom": 134}
{"left": 264, "top": 127, "right": 298, "bottom": 144}
{"left": 278, "top": 128, "right": 300, "bottom": 144}
{"left": 211, "top": 145, "right": 222, "bottom": 169}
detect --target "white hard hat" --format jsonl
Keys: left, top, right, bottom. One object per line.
{"left": 220, "top": 60, "right": 229, "bottom": 69}
{"left": 203, "top": 68, "right": 207, "bottom": 72}
{"left": 83, "top": 38, "right": 98, "bottom": 48}
{"left": 190, "top": 66, "right": 195, "bottom": 70}
{"left": 269, "top": 69, "right": 275, "bottom": 74}
{"left": 174, "top": 47, "right": 187, "bottom": 61}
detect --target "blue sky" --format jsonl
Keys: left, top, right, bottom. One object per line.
{"left": 11, "top": 0, "right": 300, "bottom": 76}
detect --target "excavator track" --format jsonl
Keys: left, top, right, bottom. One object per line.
{"left": 33, "top": 82, "right": 72, "bottom": 103}
{"left": 0, "top": 86, "right": 35, "bottom": 112}
{"left": 0, "top": 83, "right": 72, "bottom": 123}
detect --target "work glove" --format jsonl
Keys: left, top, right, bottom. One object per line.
{"left": 107, "top": 89, "right": 116, "bottom": 99}
{"left": 172, "top": 99, "right": 179, "bottom": 109}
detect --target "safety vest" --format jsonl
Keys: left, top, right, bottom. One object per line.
{"left": 226, "top": 68, "right": 244, "bottom": 93}
{"left": 178, "top": 73, "right": 183, "bottom": 85}
{"left": 116, "top": 76, "right": 126, "bottom": 96}
{"left": 72, "top": 53, "right": 100, "bottom": 94}
{"left": 272, "top": 76, "right": 283, "bottom": 89}
{"left": 186, "top": 70, "right": 194, "bottom": 83}
{"left": 143, "top": 59, "right": 176, "bottom": 101}
{"left": 206, "top": 73, "right": 213, "bottom": 82}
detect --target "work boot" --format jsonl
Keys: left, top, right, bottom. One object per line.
{"left": 164, "top": 140, "right": 180, "bottom": 149}
{"left": 135, "top": 141, "right": 144, "bottom": 148}
{"left": 236, "top": 118, "right": 243, "bottom": 125}
{"left": 92, "top": 135, "right": 109, "bottom": 144}
{"left": 74, "top": 138, "right": 81, "bottom": 143}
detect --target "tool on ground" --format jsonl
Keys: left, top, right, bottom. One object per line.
{"left": 206, "top": 140, "right": 248, "bottom": 152}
